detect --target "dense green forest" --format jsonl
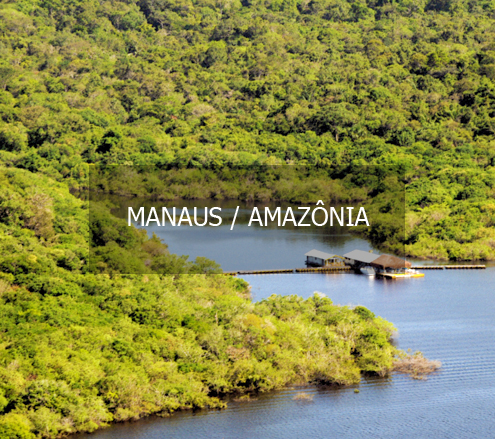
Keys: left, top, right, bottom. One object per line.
{"left": 0, "top": 0, "right": 495, "bottom": 258}
{"left": 0, "top": 0, "right": 490, "bottom": 436}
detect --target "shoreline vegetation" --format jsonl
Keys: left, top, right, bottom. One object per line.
{"left": 393, "top": 352, "right": 442, "bottom": 380}
{"left": 89, "top": 165, "right": 495, "bottom": 262}
{"left": 0, "top": 167, "right": 438, "bottom": 439}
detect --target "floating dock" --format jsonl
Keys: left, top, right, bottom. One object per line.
{"left": 377, "top": 272, "right": 425, "bottom": 279}
{"left": 296, "top": 266, "right": 351, "bottom": 273}
{"left": 224, "top": 264, "right": 486, "bottom": 276}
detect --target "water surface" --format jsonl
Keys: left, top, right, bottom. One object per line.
{"left": 112, "top": 199, "right": 380, "bottom": 271}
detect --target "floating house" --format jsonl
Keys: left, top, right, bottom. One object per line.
{"left": 370, "top": 255, "right": 424, "bottom": 277}
{"left": 304, "top": 249, "right": 422, "bottom": 277}
{"left": 343, "top": 249, "right": 422, "bottom": 277}
{"left": 371, "top": 254, "right": 412, "bottom": 271}
{"left": 305, "top": 250, "right": 344, "bottom": 267}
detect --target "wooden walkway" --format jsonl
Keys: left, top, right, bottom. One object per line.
{"left": 226, "top": 266, "right": 351, "bottom": 276}
{"left": 224, "top": 264, "right": 486, "bottom": 276}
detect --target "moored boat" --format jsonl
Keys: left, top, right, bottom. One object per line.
{"left": 377, "top": 268, "right": 425, "bottom": 279}
{"left": 359, "top": 266, "right": 376, "bottom": 276}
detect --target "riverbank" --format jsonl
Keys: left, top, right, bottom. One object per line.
{"left": 0, "top": 274, "right": 403, "bottom": 439}
{"left": 71, "top": 268, "right": 495, "bottom": 439}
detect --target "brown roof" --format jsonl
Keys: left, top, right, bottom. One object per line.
{"left": 372, "top": 254, "right": 412, "bottom": 269}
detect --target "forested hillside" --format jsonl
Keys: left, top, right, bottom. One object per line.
{"left": 1, "top": 0, "right": 495, "bottom": 258}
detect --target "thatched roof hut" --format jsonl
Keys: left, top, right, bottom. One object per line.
{"left": 372, "top": 254, "right": 411, "bottom": 269}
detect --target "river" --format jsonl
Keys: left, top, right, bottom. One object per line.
{"left": 76, "top": 200, "right": 495, "bottom": 438}
{"left": 108, "top": 199, "right": 379, "bottom": 272}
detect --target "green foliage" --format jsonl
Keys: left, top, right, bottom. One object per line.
{"left": 0, "top": 167, "right": 399, "bottom": 438}
{"left": 353, "top": 305, "right": 375, "bottom": 321}
{"left": 0, "top": 1, "right": 493, "bottom": 435}
{"left": 0, "top": 413, "right": 35, "bottom": 439}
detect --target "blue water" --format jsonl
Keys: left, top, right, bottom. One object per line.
{"left": 109, "top": 198, "right": 379, "bottom": 272}
{"left": 74, "top": 267, "right": 495, "bottom": 438}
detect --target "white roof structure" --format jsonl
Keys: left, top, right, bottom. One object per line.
{"left": 305, "top": 249, "right": 337, "bottom": 260}
{"left": 343, "top": 250, "right": 380, "bottom": 264}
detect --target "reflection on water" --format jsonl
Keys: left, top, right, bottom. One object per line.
{"left": 110, "top": 199, "right": 379, "bottom": 271}
{"left": 74, "top": 267, "right": 495, "bottom": 439}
